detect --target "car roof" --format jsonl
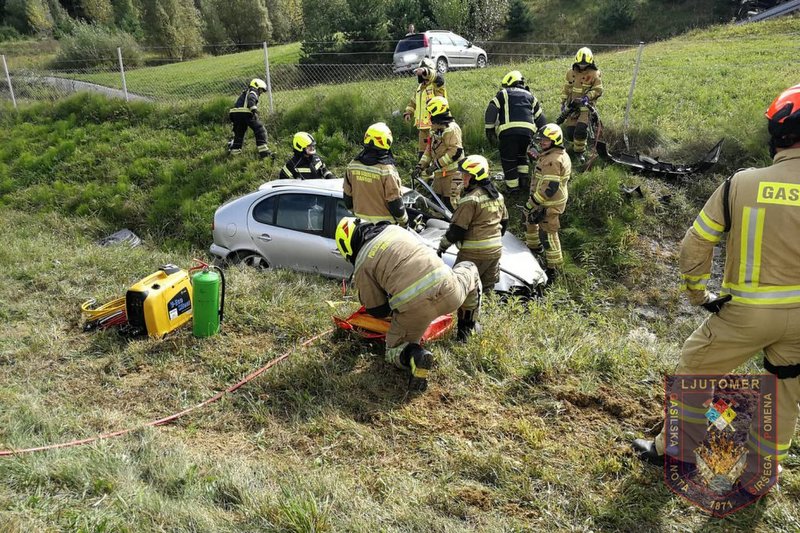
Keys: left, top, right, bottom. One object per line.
{"left": 258, "top": 178, "right": 345, "bottom": 193}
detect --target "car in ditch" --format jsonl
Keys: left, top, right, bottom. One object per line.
{"left": 209, "top": 178, "right": 546, "bottom": 297}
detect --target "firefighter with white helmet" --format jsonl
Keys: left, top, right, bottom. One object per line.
{"left": 438, "top": 155, "right": 509, "bottom": 306}
{"left": 485, "top": 70, "right": 547, "bottom": 191}
{"left": 633, "top": 85, "right": 800, "bottom": 486}
{"left": 228, "top": 78, "right": 272, "bottom": 158}
{"left": 343, "top": 122, "right": 408, "bottom": 226}
{"left": 561, "top": 47, "right": 603, "bottom": 163}
{"left": 336, "top": 216, "right": 482, "bottom": 390}
{"left": 404, "top": 58, "right": 448, "bottom": 160}
{"left": 279, "top": 132, "right": 335, "bottom": 180}
{"left": 413, "top": 96, "right": 465, "bottom": 210}
{"left": 525, "top": 123, "right": 571, "bottom": 286}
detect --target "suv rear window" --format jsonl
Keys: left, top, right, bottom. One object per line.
{"left": 396, "top": 35, "right": 425, "bottom": 53}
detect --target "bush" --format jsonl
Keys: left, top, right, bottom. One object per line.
{"left": 0, "top": 25, "right": 23, "bottom": 41}
{"left": 139, "top": 0, "right": 204, "bottom": 60}
{"left": 598, "top": 0, "right": 635, "bottom": 35}
{"left": 52, "top": 21, "right": 143, "bottom": 70}
{"left": 4, "top": 0, "right": 53, "bottom": 35}
{"left": 506, "top": 0, "right": 533, "bottom": 38}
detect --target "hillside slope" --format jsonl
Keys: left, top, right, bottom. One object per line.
{"left": 0, "top": 18, "right": 799, "bottom": 532}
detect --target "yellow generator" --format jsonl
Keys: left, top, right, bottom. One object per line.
{"left": 126, "top": 265, "right": 193, "bottom": 338}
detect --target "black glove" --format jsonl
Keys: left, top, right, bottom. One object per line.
{"left": 485, "top": 129, "right": 497, "bottom": 146}
{"left": 701, "top": 294, "right": 731, "bottom": 313}
{"left": 411, "top": 165, "right": 423, "bottom": 181}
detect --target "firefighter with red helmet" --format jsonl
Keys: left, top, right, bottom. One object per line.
{"left": 633, "top": 84, "right": 800, "bottom": 485}
{"left": 228, "top": 78, "right": 272, "bottom": 159}
{"left": 561, "top": 48, "right": 603, "bottom": 163}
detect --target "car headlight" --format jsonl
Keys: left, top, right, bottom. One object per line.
{"left": 403, "top": 53, "right": 418, "bottom": 63}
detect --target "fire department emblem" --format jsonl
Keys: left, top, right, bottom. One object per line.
{"left": 663, "top": 374, "right": 778, "bottom": 517}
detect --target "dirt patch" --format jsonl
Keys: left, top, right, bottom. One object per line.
{"left": 552, "top": 386, "right": 640, "bottom": 419}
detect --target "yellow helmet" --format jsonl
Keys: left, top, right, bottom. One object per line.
{"left": 426, "top": 95, "right": 449, "bottom": 118}
{"left": 335, "top": 217, "right": 358, "bottom": 262}
{"left": 293, "top": 131, "right": 315, "bottom": 151}
{"left": 501, "top": 70, "right": 524, "bottom": 87}
{"left": 250, "top": 78, "right": 267, "bottom": 91}
{"left": 460, "top": 155, "right": 490, "bottom": 182}
{"left": 575, "top": 47, "right": 594, "bottom": 66}
{"left": 538, "top": 123, "right": 564, "bottom": 147}
{"left": 363, "top": 122, "right": 393, "bottom": 150}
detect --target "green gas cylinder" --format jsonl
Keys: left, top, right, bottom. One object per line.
{"left": 191, "top": 266, "right": 225, "bottom": 338}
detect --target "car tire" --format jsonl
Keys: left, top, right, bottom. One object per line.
{"left": 477, "top": 55, "right": 487, "bottom": 68}
{"left": 436, "top": 57, "right": 448, "bottom": 74}
{"left": 234, "top": 251, "right": 269, "bottom": 269}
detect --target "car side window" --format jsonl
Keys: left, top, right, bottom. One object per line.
{"left": 452, "top": 36, "right": 468, "bottom": 47}
{"left": 252, "top": 196, "right": 275, "bottom": 224}
{"left": 434, "top": 35, "right": 453, "bottom": 46}
{"left": 275, "top": 194, "right": 326, "bottom": 234}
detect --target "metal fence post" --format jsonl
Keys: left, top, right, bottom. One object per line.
{"left": 117, "top": 47, "right": 129, "bottom": 102}
{"left": 263, "top": 42, "right": 274, "bottom": 113}
{"left": 2, "top": 55, "right": 17, "bottom": 110}
{"left": 623, "top": 42, "right": 645, "bottom": 151}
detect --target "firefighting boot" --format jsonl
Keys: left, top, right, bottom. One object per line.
{"left": 632, "top": 439, "right": 663, "bottom": 466}
{"left": 456, "top": 309, "right": 481, "bottom": 342}
{"left": 399, "top": 343, "right": 433, "bottom": 391}
{"left": 544, "top": 267, "right": 558, "bottom": 287}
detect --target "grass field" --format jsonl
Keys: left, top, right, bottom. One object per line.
{"left": 0, "top": 17, "right": 799, "bottom": 532}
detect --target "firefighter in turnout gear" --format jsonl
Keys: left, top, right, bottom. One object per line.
{"left": 438, "top": 155, "right": 508, "bottom": 296}
{"left": 561, "top": 47, "right": 603, "bottom": 162}
{"left": 633, "top": 85, "right": 800, "bottom": 484}
{"left": 413, "top": 96, "right": 465, "bottom": 210}
{"left": 336, "top": 217, "right": 482, "bottom": 390}
{"left": 279, "top": 132, "right": 335, "bottom": 180}
{"left": 228, "top": 78, "right": 272, "bottom": 158}
{"left": 404, "top": 58, "right": 447, "bottom": 159}
{"left": 485, "top": 70, "right": 547, "bottom": 192}
{"left": 525, "top": 124, "right": 571, "bottom": 286}
{"left": 343, "top": 123, "right": 408, "bottom": 227}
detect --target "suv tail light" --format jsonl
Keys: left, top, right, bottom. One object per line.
{"left": 422, "top": 34, "right": 429, "bottom": 47}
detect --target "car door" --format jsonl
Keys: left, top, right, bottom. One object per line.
{"left": 247, "top": 192, "right": 338, "bottom": 275}
{"left": 322, "top": 197, "right": 356, "bottom": 279}
{"left": 450, "top": 34, "right": 473, "bottom": 66}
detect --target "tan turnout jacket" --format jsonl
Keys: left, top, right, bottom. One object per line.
{"left": 344, "top": 160, "right": 404, "bottom": 223}
{"left": 451, "top": 187, "right": 508, "bottom": 260}
{"left": 530, "top": 147, "right": 572, "bottom": 212}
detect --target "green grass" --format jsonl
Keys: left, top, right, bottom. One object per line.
{"left": 71, "top": 42, "right": 302, "bottom": 98}
{"left": 1, "top": 17, "right": 800, "bottom": 531}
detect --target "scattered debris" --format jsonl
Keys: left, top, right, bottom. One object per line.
{"left": 597, "top": 139, "right": 724, "bottom": 179}
{"left": 98, "top": 228, "right": 141, "bottom": 247}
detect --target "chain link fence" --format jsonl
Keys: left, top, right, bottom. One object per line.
{"left": 2, "top": 34, "right": 796, "bottom": 154}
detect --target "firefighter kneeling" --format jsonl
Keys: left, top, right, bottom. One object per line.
{"left": 336, "top": 217, "right": 482, "bottom": 390}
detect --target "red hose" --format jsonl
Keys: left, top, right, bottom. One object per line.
{"left": 0, "top": 329, "right": 332, "bottom": 457}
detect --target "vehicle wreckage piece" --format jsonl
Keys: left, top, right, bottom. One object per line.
{"left": 596, "top": 139, "right": 724, "bottom": 179}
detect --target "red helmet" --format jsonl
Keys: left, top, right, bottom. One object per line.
{"left": 765, "top": 84, "right": 800, "bottom": 148}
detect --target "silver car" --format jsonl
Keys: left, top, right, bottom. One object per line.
{"left": 393, "top": 31, "right": 488, "bottom": 74}
{"left": 210, "top": 179, "right": 546, "bottom": 297}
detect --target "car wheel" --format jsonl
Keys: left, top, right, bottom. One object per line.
{"left": 477, "top": 55, "right": 487, "bottom": 68}
{"left": 436, "top": 57, "right": 448, "bottom": 73}
{"left": 234, "top": 251, "right": 269, "bottom": 270}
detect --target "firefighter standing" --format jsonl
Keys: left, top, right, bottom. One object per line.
{"left": 485, "top": 70, "right": 547, "bottom": 192}
{"left": 413, "top": 96, "right": 465, "bottom": 210}
{"left": 561, "top": 47, "right": 603, "bottom": 163}
{"left": 279, "top": 132, "right": 335, "bottom": 180}
{"left": 343, "top": 122, "right": 408, "bottom": 226}
{"left": 335, "top": 217, "right": 482, "bottom": 390}
{"left": 633, "top": 85, "right": 800, "bottom": 483}
{"left": 404, "top": 58, "right": 447, "bottom": 160}
{"left": 438, "top": 155, "right": 508, "bottom": 300}
{"left": 228, "top": 78, "right": 272, "bottom": 158}
{"left": 525, "top": 124, "right": 571, "bottom": 285}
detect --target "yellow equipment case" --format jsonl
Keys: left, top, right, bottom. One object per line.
{"left": 126, "top": 264, "right": 193, "bottom": 338}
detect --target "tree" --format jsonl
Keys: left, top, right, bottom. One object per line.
{"left": 111, "top": 0, "right": 142, "bottom": 37}
{"left": 139, "top": 0, "right": 203, "bottom": 59}
{"left": 4, "top": 0, "right": 53, "bottom": 34}
{"left": 505, "top": 0, "right": 532, "bottom": 38}
{"left": 599, "top": 0, "right": 635, "bottom": 35}
{"left": 266, "top": 0, "right": 302, "bottom": 43}
{"left": 81, "top": 0, "right": 113, "bottom": 24}
{"left": 431, "top": 0, "right": 468, "bottom": 35}
{"left": 214, "top": 0, "right": 271, "bottom": 45}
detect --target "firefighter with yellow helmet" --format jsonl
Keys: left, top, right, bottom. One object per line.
{"left": 279, "top": 132, "right": 335, "bottom": 180}
{"left": 525, "top": 123, "right": 571, "bottom": 285}
{"left": 336, "top": 216, "right": 482, "bottom": 390}
{"left": 485, "top": 70, "right": 547, "bottom": 192}
{"left": 413, "top": 96, "right": 465, "bottom": 210}
{"left": 343, "top": 122, "right": 408, "bottom": 226}
{"left": 404, "top": 58, "right": 447, "bottom": 160}
{"left": 561, "top": 47, "right": 603, "bottom": 163}
{"left": 228, "top": 78, "right": 272, "bottom": 158}
{"left": 633, "top": 85, "right": 800, "bottom": 484}
{"left": 438, "top": 155, "right": 509, "bottom": 300}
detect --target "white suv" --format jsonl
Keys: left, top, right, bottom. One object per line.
{"left": 393, "top": 30, "right": 488, "bottom": 74}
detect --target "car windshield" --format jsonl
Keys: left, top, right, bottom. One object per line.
{"left": 395, "top": 35, "right": 425, "bottom": 53}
